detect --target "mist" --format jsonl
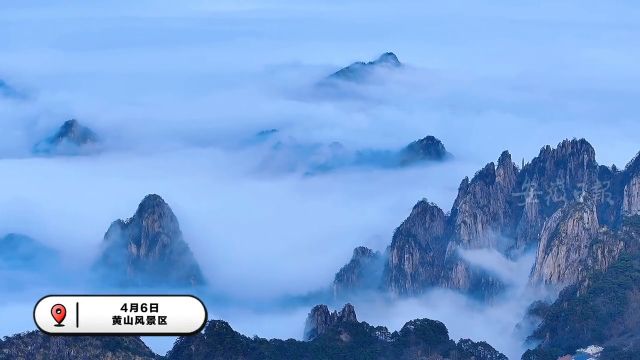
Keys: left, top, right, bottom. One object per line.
{"left": 1, "top": 0, "right": 640, "bottom": 358}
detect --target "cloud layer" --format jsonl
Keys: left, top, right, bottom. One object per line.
{"left": 1, "top": 0, "right": 640, "bottom": 357}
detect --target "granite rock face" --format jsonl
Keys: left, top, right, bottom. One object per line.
{"left": 33, "top": 119, "right": 99, "bottom": 155}
{"left": 385, "top": 200, "right": 448, "bottom": 295}
{"left": 451, "top": 150, "right": 518, "bottom": 251}
{"left": 512, "top": 139, "right": 600, "bottom": 251}
{"left": 94, "top": 194, "right": 205, "bottom": 287}
{"left": 529, "top": 200, "right": 623, "bottom": 286}
{"left": 623, "top": 154, "right": 640, "bottom": 216}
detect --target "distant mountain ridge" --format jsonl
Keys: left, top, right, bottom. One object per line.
{"left": 256, "top": 132, "right": 451, "bottom": 175}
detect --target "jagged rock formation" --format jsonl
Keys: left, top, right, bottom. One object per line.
{"left": 304, "top": 303, "right": 358, "bottom": 341}
{"left": 333, "top": 247, "right": 383, "bottom": 298}
{"left": 327, "top": 52, "right": 402, "bottom": 82}
{"left": 0, "top": 331, "right": 158, "bottom": 360}
{"left": 33, "top": 119, "right": 99, "bottom": 155}
{"left": 334, "top": 139, "right": 640, "bottom": 298}
{"left": 166, "top": 303, "right": 506, "bottom": 360}
{"left": 399, "top": 135, "right": 451, "bottom": 165}
{"left": 94, "top": 194, "right": 205, "bottom": 287}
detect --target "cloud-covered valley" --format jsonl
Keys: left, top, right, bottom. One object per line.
{"left": 1, "top": 0, "right": 640, "bottom": 357}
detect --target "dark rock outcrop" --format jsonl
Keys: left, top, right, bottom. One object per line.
{"left": 33, "top": 119, "right": 99, "bottom": 155}
{"left": 167, "top": 303, "right": 506, "bottom": 360}
{"left": 333, "top": 247, "right": 383, "bottom": 298}
{"left": 304, "top": 303, "right": 358, "bottom": 341}
{"left": 94, "top": 194, "right": 205, "bottom": 287}
{"left": 399, "top": 135, "right": 451, "bottom": 165}
{"left": 327, "top": 52, "right": 402, "bottom": 82}
{"left": 0, "top": 331, "right": 158, "bottom": 360}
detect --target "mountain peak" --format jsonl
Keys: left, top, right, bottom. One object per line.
{"left": 135, "top": 194, "right": 170, "bottom": 218}
{"left": 537, "top": 138, "right": 596, "bottom": 164}
{"left": 33, "top": 119, "right": 99, "bottom": 155}
{"left": 327, "top": 52, "right": 402, "bottom": 82}
{"left": 399, "top": 135, "right": 451, "bottom": 165}
{"left": 375, "top": 52, "right": 401, "bottom": 67}
{"left": 95, "top": 194, "right": 205, "bottom": 287}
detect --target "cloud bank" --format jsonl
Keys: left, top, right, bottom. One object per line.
{"left": 1, "top": 0, "right": 640, "bottom": 357}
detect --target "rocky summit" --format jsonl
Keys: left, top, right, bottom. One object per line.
{"left": 333, "top": 138, "right": 640, "bottom": 299}
{"left": 304, "top": 303, "right": 358, "bottom": 341}
{"left": 327, "top": 52, "right": 402, "bottom": 82}
{"left": 399, "top": 135, "right": 452, "bottom": 165}
{"left": 94, "top": 194, "right": 205, "bottom": 287}
{"left": 33, "top": 119, "right": 99, "bottom": 155}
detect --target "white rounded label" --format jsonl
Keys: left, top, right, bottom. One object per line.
{"left": 34, "top": 295, "right": 207, "bottom": 335}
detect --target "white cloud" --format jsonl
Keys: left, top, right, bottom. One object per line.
{"left": 0, "top": 0, "right": 639, "bottom": 357}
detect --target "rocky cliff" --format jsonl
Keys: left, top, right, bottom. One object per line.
{"left": 384, "top": 199, "right": 449, "bottom": 295}
{"left": 94, "top": 194, "right": 205, "bottom": 287}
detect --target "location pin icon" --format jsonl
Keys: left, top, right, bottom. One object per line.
{"left": 51, "top": 304, "right": 66, "bottom": 327}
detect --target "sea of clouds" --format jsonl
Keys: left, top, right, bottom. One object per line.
{"left": 1, "top": 0, "right": 640, "bottom": 358}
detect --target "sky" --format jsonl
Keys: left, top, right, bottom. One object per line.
{"left": 1, "top": 0, "right": 640, "bottom": 358}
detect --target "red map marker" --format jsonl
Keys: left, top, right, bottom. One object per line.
{"left": 51, "top": 304, "right": 66, "bottom": 327}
